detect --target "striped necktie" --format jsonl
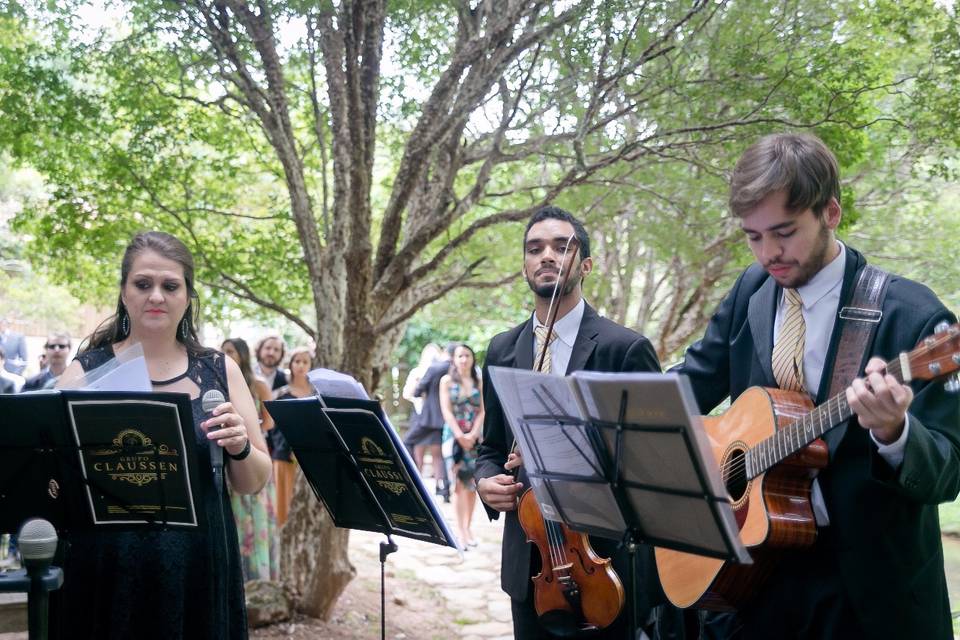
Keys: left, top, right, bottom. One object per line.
{"left": 534, "top": 325, "right": 556, "bottom": 374}
{"left": 772, "top": 288, "right": 806, "bottom": 392}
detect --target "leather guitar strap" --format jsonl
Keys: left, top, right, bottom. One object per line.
{"left": 826, "top": 264, "right": 890, "bottom": 399}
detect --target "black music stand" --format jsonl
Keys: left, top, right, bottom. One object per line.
{"left": 265, "top": 395, "right": 457, "bottom": 640}
{"left": 0, "top": 390, "right": 205, "bottom": 534}
{"left": 488, "top": 368, "right": 749, "bottom": 634}
{"left": 0, "top": 390, "right": 206, "bottom": 639}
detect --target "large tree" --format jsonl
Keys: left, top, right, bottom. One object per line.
{"left": 2, "top": 0, "right": 958, "bottom": 616}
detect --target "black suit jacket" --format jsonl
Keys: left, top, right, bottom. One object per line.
{"left": 413, "top": 360, "right": 450, "bottom": 430}
{"left": 476, "top": 302, "right": 663, "bottom": 613}
{"left": 271, "top": 369, "right": 288, "bottom": 391}
{"left": 673, "top": 246, "right": 960, "bottom": 639}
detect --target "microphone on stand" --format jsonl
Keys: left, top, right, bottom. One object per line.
{"left": 18, "top": 518, "right": 59, "bottom": 640}
{"left": 202, "top": 389, "right": 226, "bottom": 494}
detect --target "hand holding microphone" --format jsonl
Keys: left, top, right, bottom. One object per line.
{"left": 201, "top": 390, "right": 252, "bottom": 493}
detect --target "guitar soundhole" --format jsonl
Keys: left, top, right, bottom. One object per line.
{"left": 724, "top": 448, "right": 748, "bottom": 502}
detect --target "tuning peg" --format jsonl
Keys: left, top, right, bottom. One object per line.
{"left": 935, "top": 321, "right": 950, "bottom": 334}
{"left": 946, "top": 374, "right": 960, "bottom": 394}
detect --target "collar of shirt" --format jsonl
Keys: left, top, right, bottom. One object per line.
{"left": 532, "top": 297, "right": 585, "bottom": 350}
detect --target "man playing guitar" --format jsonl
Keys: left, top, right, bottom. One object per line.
{"left": 671, "top": 133, "right": 960, "bottom": 639}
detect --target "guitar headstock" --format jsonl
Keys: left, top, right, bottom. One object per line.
{"left": 906, "top": 322, "right": 960, "bottom": 387}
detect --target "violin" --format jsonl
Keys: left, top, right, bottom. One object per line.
{"left": 514, "top": 233, "right": 625, "bottom": 636}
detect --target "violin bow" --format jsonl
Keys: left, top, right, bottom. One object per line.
{"left": 509, "top": 232, "right": 581, "bottom": 467}
{"left": 534, "top": 233, "right": 580, "bottom": 373}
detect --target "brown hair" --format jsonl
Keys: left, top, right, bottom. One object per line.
{"left": 83, "top": 231, "right": 212, "bottom": 357}
{"left": 729, "top": 133, "right": 840, "bottom": 219}
{"left": 222, "top": 338, "right": 255, "bottom": 392}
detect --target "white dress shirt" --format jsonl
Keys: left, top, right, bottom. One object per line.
{"left": 773, "top": 241, "right": 909, "bottom": 525}
{"left": 531, "top": 298, "right": 586, "bottom": 376}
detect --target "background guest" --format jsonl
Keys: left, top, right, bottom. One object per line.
{"left": 413, "top": 343, "right": 456, "bottom": 500}
{"left": 0, "top": 316, "right": 27, "bottom": 375}
{"left": 222, "top": 337, "right": 280, "bottom": 581}
{"left": 255, "top": 334, "right": 288, "bottom": 391}
{"left": 0, "top": 348, "right": 17, "bottom": 393}
{"left": 270, "top": 346, "right": 316, "bottom": 527}
{"left": 439, "top": 343, "right": 484, "bottom": 547}
{"left": 402, "top": 343, "right": 446, "bottom": 492}
{"left": 23, "top": 332, "right": 71, "bottom": 390}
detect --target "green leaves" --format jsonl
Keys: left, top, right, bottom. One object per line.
{"left": 0, "top": 0, "right": 958, "bottom": 364}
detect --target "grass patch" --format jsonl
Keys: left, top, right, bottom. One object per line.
{"left": 453, "top": 617, "right": 481, "bottom": 626}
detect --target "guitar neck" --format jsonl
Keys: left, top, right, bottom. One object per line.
{"left": 746, "top": 353, "right": 906, "bottom": 478}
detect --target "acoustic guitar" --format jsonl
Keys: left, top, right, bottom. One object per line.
{"left": 654, "top": 322, "right": 960, "bottom": 610}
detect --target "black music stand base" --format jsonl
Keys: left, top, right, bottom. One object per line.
{"left": 622, "top": 530, "right": 642, "bottom": 640}
{"left": 379, "top": 536, "right": 398, "bottom": 640}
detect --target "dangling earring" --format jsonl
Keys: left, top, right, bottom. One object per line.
{"left": 120, "top": 310, "right": 130, "bottom": 337}
{"left": 180, "top": 317, "right": 189, "bottom": 340}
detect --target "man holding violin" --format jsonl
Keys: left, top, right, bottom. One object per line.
{"left": 476, "top": 207, "right": 679, "bottom": 639}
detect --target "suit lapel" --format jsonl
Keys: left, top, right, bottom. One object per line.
{"left": 514, "top": 318, "right": 536, "bottom": 371}
{"left": 567, "top": 304, "right": 599, "bottom": 374}
{"left": 747, "top": 275, "right": 779, "bottom": 385}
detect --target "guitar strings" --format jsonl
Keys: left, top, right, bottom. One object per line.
{"left": 716, "top": 328, "right": 955, "bottom": 487}
{"left": 716, "top": 352, "right": 918, "bottom": 486}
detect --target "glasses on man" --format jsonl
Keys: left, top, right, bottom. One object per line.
{"left": 45, "top": 344, "right": 70, "bottom": 350}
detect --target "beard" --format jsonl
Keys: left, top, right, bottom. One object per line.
{"left": 526, "top": 265, "right": 581, "bottom": 300}
{"left": 259, "top": 354, "right": 280, "bottom": 367}
{"left": 767, "top": 223, "right": 835, "bottom": 288}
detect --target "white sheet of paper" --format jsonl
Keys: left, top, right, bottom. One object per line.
{"left": 487, "top": 366, "right": 624, "bottom": 531}
{"left": 59, "top": 343, "right": 152, "bottom": 392}
{"left": 308, "top": 367, "right": 369, "bottom": 400}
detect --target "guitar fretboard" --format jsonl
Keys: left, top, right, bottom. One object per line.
{"left": 745, "top": 394, "right": 853, "bottom": 478}
{"left": 745, "top": 351, "right": 908, "bottom": 479}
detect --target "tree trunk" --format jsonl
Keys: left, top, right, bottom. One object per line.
{"left": 280, "top": 471, "right": 354, "bottom": 620}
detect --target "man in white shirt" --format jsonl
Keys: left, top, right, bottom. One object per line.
{"left": 476, "top": 207, "right": 674, "bottom": 639}
{"left": 673, "top": 133, "right": 959, "bottom": 639}
{"left": 0, "top": 347, "right": 25, "bottom": 392}
{"left": 0, "top": 317, "right": 27, "bottom": 375}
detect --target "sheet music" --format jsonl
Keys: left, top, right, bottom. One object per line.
{"left": 572, "top": 371, "right": 729, "bottom": 498}
{"left": 308, "top": 367, "right": 369, "bottom": 400}
{"left": 489, "top": 367, "right": 750, "bottom": 561}
{"left": 487, "top": 367, "right": 579, "bottom": 470}
{"left": 59, "top": 343, "right": 152, "bottom": 392}
{"left": 488, "top": 367, "right": 624, "bottom": 531}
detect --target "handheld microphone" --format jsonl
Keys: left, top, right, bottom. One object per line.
{"left": 202, "top": 389, "right": 226, "bottom": 494}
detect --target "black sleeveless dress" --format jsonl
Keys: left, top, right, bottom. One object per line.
{"left": 52, "top": 347, "right": 247, "bottom": 639}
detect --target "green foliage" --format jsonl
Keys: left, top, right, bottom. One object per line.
{"left": 1, "top": 0, "right": 958, "bottom": 365}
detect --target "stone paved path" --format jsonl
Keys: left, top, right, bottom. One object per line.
{"left": 349, "top": 493, "right": 513, "bottom": 640}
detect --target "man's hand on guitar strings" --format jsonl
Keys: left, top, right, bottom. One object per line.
{"left": 846, "top": 356, "right": 913, "bottom": 444}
